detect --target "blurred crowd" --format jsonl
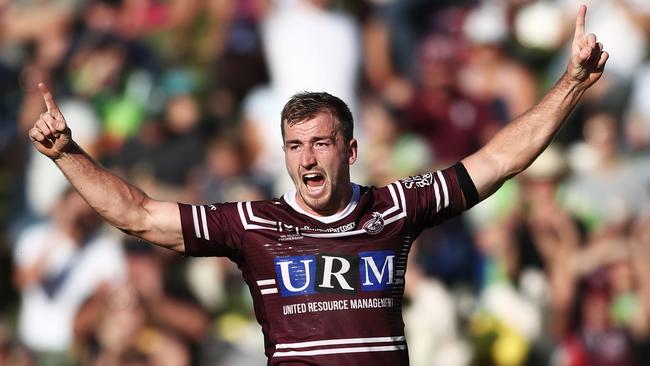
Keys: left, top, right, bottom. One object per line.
{"left": 1, "top": 0, "right": 650, "bottom": 365}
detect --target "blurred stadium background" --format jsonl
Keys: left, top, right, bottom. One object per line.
{"left": 1, "top": 0, "right": 650, "bottom": 365}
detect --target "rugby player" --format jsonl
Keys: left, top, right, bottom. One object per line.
{"left": 28, "top": 5, "right": 607, "bottom": 365}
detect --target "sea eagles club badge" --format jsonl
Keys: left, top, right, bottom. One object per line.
{"left": 363, "top": 212, "right": 385, "bottom": 234}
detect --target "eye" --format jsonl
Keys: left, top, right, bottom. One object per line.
{"left": 314, "top": 141, "right": 330, "bottom": 150}
{"left": 288, "top": 144, "right": 302, "bottom": 152}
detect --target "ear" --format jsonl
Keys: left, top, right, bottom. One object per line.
{"left": 347, "top": 138, "right": 358, "bottom": 165}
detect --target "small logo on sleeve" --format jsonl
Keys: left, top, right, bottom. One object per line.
{"left": 402, "top": 172, "right": 434, "bottom": 189}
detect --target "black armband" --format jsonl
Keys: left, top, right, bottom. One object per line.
{"left": 453, "top": 162, "right": 479, "bottom": 209}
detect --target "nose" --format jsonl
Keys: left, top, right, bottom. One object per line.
{"left": 300, "top": 146, "right": 317, "bottom": 169}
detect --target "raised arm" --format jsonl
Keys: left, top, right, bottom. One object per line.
{"left": 28, "top": 83, "right": 185, "bottom": 253}
{"left": 461, "top": 5, "right": 609, "bottom": 202}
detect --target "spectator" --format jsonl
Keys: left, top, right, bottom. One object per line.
{"left": 12, "top": 188, "right": 126, "bottom": 365}
{"left": 564, "top": 112, "right": 649, "bottom": 233}
{"left": 403, "top": 33, "right": 500, "bottom": 166}
{"left": 109, "top": 92, "right": 205, "bottom": 199}
{"left": 459, "top": 2, "right": 538, "bottom": 122}
{"left": 74, "top": 245, "right": 209, "bottom": 365}
{"left": 549, "top": 239, "right": 650, "bottom": 366}
{"left": 360, "top": 94, "right": 432, "bottom": 186}
{"left": 623, "top": 63, "right": 650, "bottom": 152}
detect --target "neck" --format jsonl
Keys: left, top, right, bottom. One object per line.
{"left": 296, "top": 183, "right": 354, "bottom": 217}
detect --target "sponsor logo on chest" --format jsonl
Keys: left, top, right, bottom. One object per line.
{"left": 269, "top": 250, "right": 398, "bottom": 297}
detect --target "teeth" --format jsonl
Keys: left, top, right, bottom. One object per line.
{"left": 304, "top": 173, "right": 320, "bottom": 179}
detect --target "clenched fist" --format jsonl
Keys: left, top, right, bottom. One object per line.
{"left": 29, "top": 83, "right": 72, "bottom": 160}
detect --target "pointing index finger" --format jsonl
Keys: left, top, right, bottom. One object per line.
{"left": 38, "top": 82, "right": 60, "bottom": 115}
{"left": 574, "top": 5, "right": 586, "bottom": 40}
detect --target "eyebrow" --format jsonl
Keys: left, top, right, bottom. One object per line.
{"left": 284, "top": 135, "right": 336, "bottom": 145}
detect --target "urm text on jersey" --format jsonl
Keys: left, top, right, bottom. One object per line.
{"left": 273, "top": 250, "right": 398, "bottom": 297}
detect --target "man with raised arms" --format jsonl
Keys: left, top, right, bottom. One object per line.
{"left": 28, "top": 6, "right": 607, "bottom": 365}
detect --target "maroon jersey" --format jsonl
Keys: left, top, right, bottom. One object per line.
{"left": 179, "top": 166, "right": 464, "bottom": 365}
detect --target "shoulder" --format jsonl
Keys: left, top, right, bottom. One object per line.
{"left": 360, "top": 182, "right": 408, "bottom": 220}
{"left": 372, "top": 173, "right": 442, "bottom": 202}
{"left": 226, "top": 199, "right": 287, "bottom": 231}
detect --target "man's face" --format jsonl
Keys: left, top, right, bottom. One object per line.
{"left": 283, "top": 112, "right": 357, "bottom": 216}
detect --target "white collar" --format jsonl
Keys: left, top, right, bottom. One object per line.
{"left": 283, "top": 183, "right": 360, "bottom": 224}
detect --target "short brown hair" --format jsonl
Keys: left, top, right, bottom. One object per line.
{"left": 280, "top": 92, "right": 354, "bottom": 142}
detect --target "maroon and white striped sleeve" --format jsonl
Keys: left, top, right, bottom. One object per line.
{"left": 178, "top": 202, "right": 243, "bottom": 261}
{"left": 398, "top": 165, "right": 465, "bottom": 230}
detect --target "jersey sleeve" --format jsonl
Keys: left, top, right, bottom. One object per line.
{"left": 399, "top": 165, "right": 465, "bottom": 231}
{"left": 178, "top": 202, "right": 244, "bottom": 262}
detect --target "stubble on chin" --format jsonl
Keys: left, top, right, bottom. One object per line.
{"left": 298, "top": 189, "right": 334, "bottom": 215}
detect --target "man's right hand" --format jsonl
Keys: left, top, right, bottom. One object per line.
{"left": 566, "top": 5, "right": 608, "bottom": 90}
{"left": 28, "top": 82, "right": 72, "bottom": 160}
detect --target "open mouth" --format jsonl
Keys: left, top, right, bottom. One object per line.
{"left": 302, "top": 173, "right": 325, "bottom": 188}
